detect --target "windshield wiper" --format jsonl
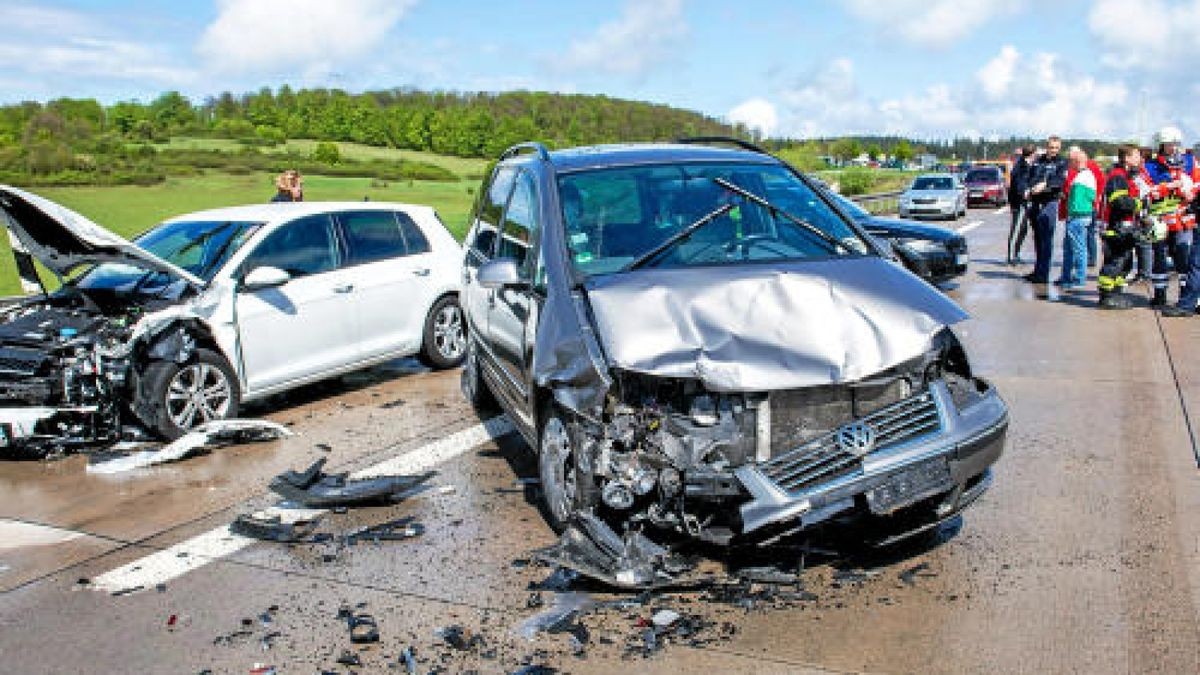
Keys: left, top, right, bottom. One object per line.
{"left": 623, "top": 202, "right": 736, "bottom": 271}
{"left": 712, "top": 177, "right": 848, "bottom": 254}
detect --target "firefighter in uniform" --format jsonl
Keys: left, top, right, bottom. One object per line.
{"left": 1144, "top": 126, "right": 1198, "bottom": 306}
{"left": 1098, "top": 146, "right": 1151, "bottom": 309}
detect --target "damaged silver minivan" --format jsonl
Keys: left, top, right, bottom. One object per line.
{"left": 462, "top": 139, "right": 1007, "bottom": 552}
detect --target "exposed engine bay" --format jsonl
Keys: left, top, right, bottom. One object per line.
{"left": 566, "top": 329, "right": 990, "bottom": 547}
{"left": 0, "top": 288, "right": 190, "bottom": 458}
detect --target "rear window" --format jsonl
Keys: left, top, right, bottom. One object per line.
{"left": 340, "top": 211, "right": 407, "bottom": 265}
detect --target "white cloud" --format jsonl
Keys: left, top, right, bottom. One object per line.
{"left": 197, "top": 0, "right": 417, "bottom": 77}
{"left": 763, "top": 47, "right": 1133, "bottom": 140}
{"left": 728, "top": 98, "right": 778, "bottom": 137}
{"left": 1088, "top": 0, "right": 1200, "bottom": 72}
{"left": 0, "top": 4, "right": 194, "bottom": 96}
{"left": 841, "top": 0, "right": 1023, "bottom": 48}
{"left": 555, "top": 0, "right": 687, "bottom": 77}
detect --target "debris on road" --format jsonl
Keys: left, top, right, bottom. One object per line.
{"left": 899, "top": 562, "right": 936, "bottom": 586}
{"left": 345, "top": 516, "right": 425, "bottom": 544}
{"left": 268, "top": 457, "right": 435, "bottom": 507}
{"left": 531, "top": 513, "right": 697, "bottom": 589}
{"left": 86, "top": 419, "right": 292, "bottom": 474}
{"left": 229, "top": 512, "right": 324, "bottom": 543}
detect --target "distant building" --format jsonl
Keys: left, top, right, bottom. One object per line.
{"left": 917, "top": 153, "right": 938, "bottom": 170}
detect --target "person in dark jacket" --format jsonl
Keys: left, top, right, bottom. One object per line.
{"left": 1007, "top": 145, "right": 1034, "bottom": 265}
{"left": 1025, "top": 136, "right": 1069, "bottom": 283}
{"left": 1097, "top": 146, "right": 1146, "bottom": 309}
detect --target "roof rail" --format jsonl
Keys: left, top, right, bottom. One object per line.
{"left": 499, "top": 142, "right": 551, "bottom": 162}
{"left": 674, "top": 136, "right": 771, "bottom": 155}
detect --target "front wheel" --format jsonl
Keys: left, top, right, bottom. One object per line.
{"left": 137, "top": 348, "right": 240, "bottom": 440}
{"left": 419, "top": 295, "right": 466, "bottom": 369}
{"left": 538, "top": 408, "right": 597, "bottom": 532}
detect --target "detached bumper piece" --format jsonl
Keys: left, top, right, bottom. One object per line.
{"left": 268, "top": 457, "right": 436, "bottom": 508}
{"left": 532, "top": 513, "right": 697, "bottom": 590}
{"left": 231, "top": 512, "right": 324, "bottom": 543}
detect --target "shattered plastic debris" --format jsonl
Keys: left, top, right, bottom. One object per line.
{"left": 531, "top": 513, "right": 696, "bottom": 589}
{"left": 335, "top": 650, "right": 362, "bottom": 667}
{"left": 268, "top": 457, "right": 435, "bottom": 507}
{"left": 515, "top": 592, "right": 594, "bottom": 641}
{"left": 229, "top": 512, "right": 323, "bottom": 543}
{"left": 87, "top": 420, "right": 292, "bottom": 474}
{"left": 734, "top": 565, "right": 801, "bottom": 585}
{"left": 248, "top": 664, "right": 276, "bottom": 675}
{"left": 346, "top": 517, "right": 425, "bottom": 544}
{"left": 899, "top": 562, "right": 936, "bottom": 586}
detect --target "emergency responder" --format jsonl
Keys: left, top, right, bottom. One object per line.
{"left": 1143, "top": 126, "right": 1197, "bottom": 306}
{"left": 1025, "top": 136, "right": 1069, "bottom": 284}
{"left": 1098, "top": 146, "right": 1148, "bottom": 309}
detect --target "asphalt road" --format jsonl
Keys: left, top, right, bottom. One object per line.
{"left": 1, "top": 207, "right": 1198, "bottom": 674}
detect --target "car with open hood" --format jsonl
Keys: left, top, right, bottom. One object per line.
{"left": 825, "top": 189, "right": 968, "bottom": 285}
{"left": 460, "top": 139, "right": 1007, "bottom": 557}
{"left": 0, "top": 189, "right": 465, "bottom": 457}
{"left": 899, "top": 173, "right": 967, "bottom": 220}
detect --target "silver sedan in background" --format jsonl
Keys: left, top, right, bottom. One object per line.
{"left": 899, "top": 173, "right": 967, "bottom": 220}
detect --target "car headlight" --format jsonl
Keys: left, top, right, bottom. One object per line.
{"left": 897, "top": 238, "right": 946, "bottom": 254}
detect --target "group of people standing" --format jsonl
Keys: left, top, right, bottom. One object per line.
{"left": 1006, "top": 127, "right": 1200, "bottom": 315}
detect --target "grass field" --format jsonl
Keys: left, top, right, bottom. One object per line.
{"left": 0, "top": 170, "right": 481, "bottom": 295}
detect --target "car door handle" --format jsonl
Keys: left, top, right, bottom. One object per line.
{"left": 413, "top": 268, "right": 431, "bottom": 277}
{"left": 332, "top": 283, "right": 355, "bottom": 294}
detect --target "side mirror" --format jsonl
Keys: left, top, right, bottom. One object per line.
{"left": 242, "top": 266, "right": 290, "bottom": 291}
{"left": 477, "top": 258, "right": 524, "bottom": 290}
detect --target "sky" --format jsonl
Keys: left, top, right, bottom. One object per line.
{"left": 2, "top": 0, "right": 1199, "bottom": 143}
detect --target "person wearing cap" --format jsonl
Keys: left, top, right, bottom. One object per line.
{"left": 1143, "top": 126, "right": 1196, "bottom": 307}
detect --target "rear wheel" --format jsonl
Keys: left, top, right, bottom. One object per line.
{"left": 419, "top": 295, "right": 466, "bottom": 369}
{"left": 460, "top": 336, "right": 496, "bottom": 411}
{"left": 138, "top": 348, "right": 240, "bottom": 440}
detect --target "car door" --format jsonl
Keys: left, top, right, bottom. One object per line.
{"left": 336, "top": 209, "right": 428, "bottom": 361}
{"left": 463, "top": 166, "right": 517, "bottom": 351}
{"left": 489, "top": 169, "right": 541, "bottom": 404}
{"left": 235, "top": 213, "right": 358, "bottom": 393}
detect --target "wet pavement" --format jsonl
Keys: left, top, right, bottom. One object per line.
{"left": 1, "top": 207, "right": 1199, "bottom": 673}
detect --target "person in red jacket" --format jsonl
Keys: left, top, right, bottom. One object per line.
{"left": 1144, "top": 126, "right": 1197, "bottom": 306}
{"left": 1098, "top": 146, "right": 1148, "bottom": 309}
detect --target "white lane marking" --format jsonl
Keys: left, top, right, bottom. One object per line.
{"left": 0, "top": 519, "right": 83, "bottom": 551}
{"left": 956, "top": 220, "right": 985, "bottom": 234}
{"left": 91, "top": 416, "right": 515, "bottom": 595}
{"left": 993, "top": 205, "right": 1009, "bottom": 215}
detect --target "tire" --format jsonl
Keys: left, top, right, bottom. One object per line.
{"left": 418, "top": 295, "right": 466, "bottom": 369}
{"left": 137, "top": 348, "right": 240, "bottom": 441}
{"left": 538, "top": 406, "right": 598, "bottom": 532}
{"left": 460, "top": 335, "right": 496, "bottom": 411}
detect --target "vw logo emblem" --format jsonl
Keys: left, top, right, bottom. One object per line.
{"left": 836, "top": 421, "right": 877, "bottom": 457}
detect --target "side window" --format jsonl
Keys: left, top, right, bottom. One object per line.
{"left": 468, "top": 166, "right": 516, "bottom": 260}
{"left": 498, "top": 171, "right": 539, "bottom": 278}
{"left": 340, "top": 210, "right": 407, "bottom": 266}
{"left": 396, "top": 213, "right": 430, "bottom": 254}
{"left": 241, "top": 214, "right": 337, "bottom": 278}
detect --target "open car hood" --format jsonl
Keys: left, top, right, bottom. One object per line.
{"left": 0, "top": 185, "right": 204, "bottom": 288}
{"left": 583, "top": 256, "right": 968, "bottom": 391}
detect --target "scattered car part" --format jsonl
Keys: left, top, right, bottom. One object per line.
{"left": 347, "top": 613, "right": 379, "bottom": 644}
{"left": 531, "top": 513, "right": 696, "bottom": 590}
{"left": 86, "top": 419, "right": 292, "bottom": 474}
{"left": 229, "top": 512, "right": 323, "bottom": 543}
{"left": 268, "top": 457, "right": 435, "bottom": 507}
{"left": 346, "top": 517, "right": 425, "bottom": 544}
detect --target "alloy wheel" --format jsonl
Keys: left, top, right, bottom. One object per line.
{"left": 165, "top": 363, "right": 233, "bottom": 430}
{"left": 539, "top": 416, "right": 577, "bottom": 526}
{"left": 433, "top": 303, "right": 466, "bottom": 361}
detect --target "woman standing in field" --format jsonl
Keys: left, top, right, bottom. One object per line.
{"left": 271, "top": 170, "right": 304, "bottom": 202}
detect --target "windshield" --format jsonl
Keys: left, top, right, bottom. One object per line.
{"left": 828, "top": 191, "right": 870, "bottom": 220}
{"left": 74, "top": 220, "right": 261, "bottom": 293}
{"left": 558, "top": 162, "right": 868, "bottom": 276}
{"left": 964, "top": 169, "right": 999, "bottom": 182}
{"left": 912, "top": 176, "right": 955, "bottom": 191}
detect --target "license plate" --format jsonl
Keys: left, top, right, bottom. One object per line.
{"left": 969, "top": 190, "right": 982, "bottom": 197}
{"left": 955, "top": 253, "right": 969, "bottom": 266}
{"left": 866, "top": 457, "right": 953, "bottom": 514}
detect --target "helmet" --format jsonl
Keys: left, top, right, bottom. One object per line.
{"left": 1156, "top": 125, "right": 1184, "bottom": 145}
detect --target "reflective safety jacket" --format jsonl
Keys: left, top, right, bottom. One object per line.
{"left": 1144, "top": 153, "right": 1197, "bottom": 230}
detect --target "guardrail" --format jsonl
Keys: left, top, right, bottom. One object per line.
{"left": 850, "top": 190, "right": 903, "bottom": 215}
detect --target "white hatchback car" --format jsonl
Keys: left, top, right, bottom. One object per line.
{"left": 0, "top": 188, "right": 464, "bottom": 452}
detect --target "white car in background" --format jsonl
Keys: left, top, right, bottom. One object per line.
{"left": 0, "top": 190, "right": 464, "bottom": 455}
{"left": 898, "top": 173, "right": 967, "bottom": 220}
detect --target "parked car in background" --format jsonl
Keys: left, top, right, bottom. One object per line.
{"left": 899, "top": 174, "right": 967, "bottom": 220}
{"left": 963, "top": 166, "right": 1006, "bottom": 207}
{"left": 826, "top": 190, "right": 968, "bottom": 285}
{"left": 0, "top": 191, "right": 464, "bottom": 455}
{"left": 460, "top": 140, "right": 1007, "bottom": 562}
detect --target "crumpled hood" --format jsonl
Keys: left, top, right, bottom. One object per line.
{"left": 0, "top": 185, "right": 203, "bottom": 287}
{"left": 583, "top": 256, "right": 968, "bottom": 391}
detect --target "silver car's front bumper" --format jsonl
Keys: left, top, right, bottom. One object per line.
{"left": 735, "top": 379, "right": 1007, "bottom": 534}
{"left": 900, "top": 203, "right": 957, "bottom": 218}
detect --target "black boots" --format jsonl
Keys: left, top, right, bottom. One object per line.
{"left": 1098, "top": 292, "right": 1133, "bottom": 310}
